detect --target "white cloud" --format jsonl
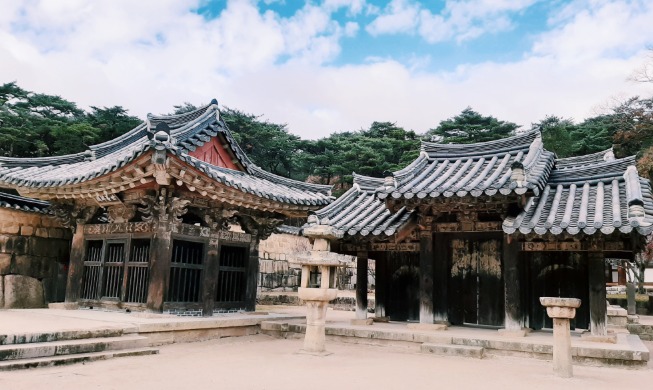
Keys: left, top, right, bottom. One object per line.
{"left": 0, "top": 0, "right": 652, "bottom": 142}
{"left": 368, "top": 0, "right": 537, "bottom": 43}
{"left": 366, "top": 0, "right": 420, "bottom": 36}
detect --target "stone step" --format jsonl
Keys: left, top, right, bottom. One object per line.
{"left": 0, "top": 335, "right": 150, "bottom": 361}
{"left": 0, "top": 348, "right": 159, "bottom": 371}
{"left": 420, "top": 343, "right": 484, "bottom": 359}
{"left": 0, "top": 327, "right": 128, "bottom": 346}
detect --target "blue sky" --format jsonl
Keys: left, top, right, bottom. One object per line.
{"left": 1, "top": 1, "right": 652, "bottom": 139}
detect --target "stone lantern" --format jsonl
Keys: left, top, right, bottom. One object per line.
{"left": 295, "top": 225, "right": 346, "bottom": 355}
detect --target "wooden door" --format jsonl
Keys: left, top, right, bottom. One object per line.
{"left": 449, "top": 236, "right": 504, "bottom": 327}
{"left": 527, "top": 252, "right": 589, "bottom": 330}
{"left": 383, "top": 252, "right": 420, "bottom": 322}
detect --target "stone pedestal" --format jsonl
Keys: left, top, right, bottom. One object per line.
{"left": 540, "top": 297, "right": 581, "bottom": 378}
{"left": 298, "top": 287, "right": 338, "bottom": 354}
{"left": 292, "top": 228, "right": 347, "bottom": 356}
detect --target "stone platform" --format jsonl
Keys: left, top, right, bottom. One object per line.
{"left": 258, "top": 307, "right": 650, "bottom": 369}
{"left": 1, "top": 306, "right": 650, "bottom": 370}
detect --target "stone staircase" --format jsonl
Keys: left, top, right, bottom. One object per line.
{"left": 0, "top": 327, "right": 158, "bottom": 371}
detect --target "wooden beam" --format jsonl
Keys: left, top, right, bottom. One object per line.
{"left": 588, "top": 251, "right": 607, "bottom": 336}
{"left": 419, "top": 230, "right": 434, "bottom": 324}
{"left": 356, "top": 251, "right": 369, "bottom": 320}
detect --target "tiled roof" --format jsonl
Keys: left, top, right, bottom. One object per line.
{"left": 503, "top": 156, "right": 653, "bottom": 235}
{"left": 378, "top": 131, "right": 555, "bottom": 200}
{"left": 0, "top": 191, "right": 50, "bottom": 213}
{"left": 178, "top": 155, "right": 333, "bottom": 206}
{"left": 554, "top": 148, "right": 615, "bottom": 170}
{"left": 0, "top": 102, "right": 332, "bottom": 207}
{"left": 275, "top": 224, "right": 302, "bottom": 235}
{"left": 306, "top": 174, "right": 413, "bottom": 237}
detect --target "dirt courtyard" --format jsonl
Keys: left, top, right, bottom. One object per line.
{"left": 1, "top": 335, "right": 651, "bottom": 390}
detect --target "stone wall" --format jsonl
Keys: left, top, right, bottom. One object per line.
{"left": 258, "top": 233, "right": 359, "bottom": 291}
{"left": 0, "top": 208, "right": 71, "bottom": 308}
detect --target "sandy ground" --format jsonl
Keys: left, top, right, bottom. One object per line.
{"left": 1, "top": 335, "right": 651, "bottom": 390}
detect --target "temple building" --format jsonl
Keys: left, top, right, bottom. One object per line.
{"left": 303, "top": 132, "right": 653, "bottom": 335}
{"left": 0, "top": 101, "right": 332, "bottom": 315}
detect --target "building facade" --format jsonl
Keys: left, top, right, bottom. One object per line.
{"left": 304, "top": 132, "right": 653, "bottom": 335}
{"left": 0, "top": 102, "right": 333, "bottom": 315}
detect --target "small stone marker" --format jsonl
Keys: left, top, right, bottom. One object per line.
{"left": 539, "top": 297, "right": 581, "bottom": 378}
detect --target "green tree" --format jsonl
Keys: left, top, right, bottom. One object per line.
{"left": 426, "top": 107, "right": 518, "bottom": 144}
{"left": 531, "top": 116, "right": 576, "bottom": 158}
{"left": 221, "top": 108, "right": 303, "bottom": 178}
{"left": 51, "top": 122, "right": 99, "bottom": 155}
{"left": 86, "top": 106, "right": 141, "bottom": 142}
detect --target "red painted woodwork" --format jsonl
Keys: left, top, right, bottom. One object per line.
{"left": 189, "top": 138, "right": 241, "bottom": 171}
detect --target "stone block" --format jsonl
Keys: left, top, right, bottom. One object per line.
{"left": 351, "top": 318, "right": 374, "bottom": 326}
{"left": 3, "top": 274, "right": 45, "bottom": 308}
{"left": 0, "top": 223, "right": 20, "bottom": 235}
{"left": 20, "top": 226, "right": 34, "bottom": 236}
{"left": 407, "top": 323, "right": 448, "bottom": 331}
{"left": 48, "top": 228, "right": 65, "bottom": 239}
{"left": 15, "top": 255, "right": 51, "bottom": 279}
{"left": 35, "top": 228, "right": 49, "bottom": 238}
{"left": 3, "top": 235, "right": 27, "bottom": 253}
{"left": 0, "top": 253, "right": 12, "bottom": 274}
{"left": 0, "top": 276, "right": 4, "bottom": 308}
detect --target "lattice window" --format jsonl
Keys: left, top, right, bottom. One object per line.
{"left": 215, "top": 245, "right": 248, "bottom": 305}
{"left": 125, "top": 239, "right": 150, "bottom": 303}
{"left": 167, "top": 240, "right": 205, "bottom": 303}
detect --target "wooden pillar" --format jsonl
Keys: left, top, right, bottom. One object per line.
{"left": 146, "top": 223, "right": 173, "bottom": 312}
{"left": 419, "top": 230, "right": 434, "bottom": 324}
{"left": 433, "top": 233, "right": 448, "bottom": 324}
{"left": 375, "top": 253, "right": 387, "bottom": 318}
{"left": 245, "top": 237, "right": 260, "bottom": 311}
{"left": 201, "top": 238, "right": 220, "bottom": 317}
{"left": 588, "top": 251, "right": 607, "bottom": 336}
{"left": 356, "top": 251, "right": 368, "bottom": 320}
{"left": 503, "top": 234, "right": 522, "bottom": 330}
{"left": 65, "top": 223, "right": 86, "bottom": 302}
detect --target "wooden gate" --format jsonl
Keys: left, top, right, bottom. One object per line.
{"left": 380, "top": 252, "right": 420, "bottom": 322}
{"left": 526, "top": 252, "right": 589, "bottom": 330}
{"left": 215, "top": 245, "right": 248, "bottom": 309}
{"left": 449, "top": 236, "right": 504, "bottom": 327}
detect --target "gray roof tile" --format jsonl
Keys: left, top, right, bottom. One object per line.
{"left": 305, "top": 174, "right": 413, "bottom": 237}
{"left": 503, "top": 156, "right": 653, "bottom": 235}
{"left": 0, "top": 102, "right": 332, "bottom": 207}
{"left": 379, "top": 131, "right": 555, "bottom": 200}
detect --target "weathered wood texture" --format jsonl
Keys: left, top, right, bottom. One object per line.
{"left": 448, "top": 234, "right": 504, "bottom": 327}
{"left": 146, "top": 224, "right": 173, "bottom": 312}
{"left": 384, "top": 251, "right": 420, "bottom": 321}
{"left": 373, "top": 252, "right": 387, "bottom": 318}
{"left": 433, "top": 233, "right": 448, "bottom": 323}
{"left": 526, "top": 252, "right": 589, "bottom": 330}
{"left": 503, "top": 235, "right": 522, "bottom": 330}
{"left": 245, "top": 238, "right": 260, "bottom": 311}
{"left": 419, "top": 231, "right": 434, "bottom": 324}
{"left": 201, "top": 240, "right": 220, "bottom": 316}
{"left": 588, "top": 251, "right": 607, "bottom": 336}
{"left": 65, "top": 223, "right": 86, "bottom": 303}
{"left": 356, "top": 251, "right": 368, "bottom": 320}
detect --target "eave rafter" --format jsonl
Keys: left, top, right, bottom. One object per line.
{"left": 16, "top": 152, "right": 156, "bottom": 203}
{"left": 167, "top": 158, "right": 316, "bottom": 217}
